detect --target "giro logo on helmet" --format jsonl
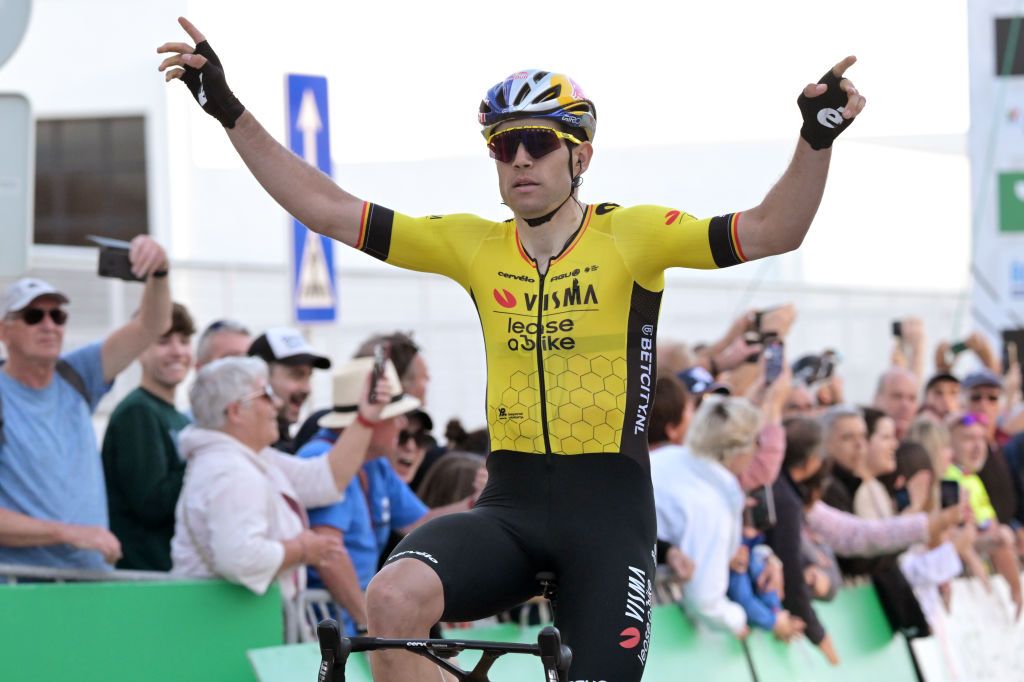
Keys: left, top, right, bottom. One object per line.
{"left": 816, "top": 107, "right": 845, "bottom": 129}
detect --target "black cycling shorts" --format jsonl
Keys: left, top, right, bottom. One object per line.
{"left": 385, "top": 450, "right": 657, "bottom": 682}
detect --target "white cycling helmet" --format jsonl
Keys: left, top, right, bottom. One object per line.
{"left": 479, "top": 69, "right": 597, "bottom": 142}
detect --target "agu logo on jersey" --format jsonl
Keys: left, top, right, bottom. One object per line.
{"left": 493, "top": 288, "right": 517, "bottom": 308}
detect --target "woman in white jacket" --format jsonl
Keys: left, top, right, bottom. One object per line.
{"left": 171, "top": 356, "right": 388, "bottom": 607}
{"left": 651, "top": 396, "right": 762, "bottom": 637}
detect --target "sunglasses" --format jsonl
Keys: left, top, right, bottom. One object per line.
{"left": 968, "top": 393, "right": 1000, "bottom": 403}
{"left": 13, "top": 307, "right": 68, "bottom": 326}
{"left": 486, "top": 126, "right": 583, "bottom": 163}
{"left": 238, "top": 384, "right": 277, "bottom": 405}
{"left": 399, "top": 430, "right": 430, "bottom": 448}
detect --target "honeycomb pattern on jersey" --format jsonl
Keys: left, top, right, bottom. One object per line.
{"left": 488, "top": 353, "right": 627, "bottom": 454}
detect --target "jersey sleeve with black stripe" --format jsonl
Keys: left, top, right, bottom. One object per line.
{"left": 355, "top": 202, "right": 497, "bottom": 289}
{"left": 608, "top": 204, "right": 747, "bottom": 290}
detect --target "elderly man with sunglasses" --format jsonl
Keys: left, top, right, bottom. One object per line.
{"left": 0, "top": 236, "right": 172, "bottom": 571}
{"left": 159, "top": 16, "right": 865, "bottom": 681}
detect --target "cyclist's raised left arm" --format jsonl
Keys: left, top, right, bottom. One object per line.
{"left": 737, "top": 56, "right": 865, "bottom": 261}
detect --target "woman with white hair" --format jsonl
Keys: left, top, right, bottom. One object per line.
{"left": 171, "top": 356, "right": 388, "bottom": 608}
{"left": 651, "top": 395, "right": 763, "bottom": 638}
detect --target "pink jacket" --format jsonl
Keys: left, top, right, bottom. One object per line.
{"left": 805, "top": 501, "right": 928, "bottom": 558}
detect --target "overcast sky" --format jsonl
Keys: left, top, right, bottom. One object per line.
{"left": 191, "top": 0, "right": 970, "bottom": 162}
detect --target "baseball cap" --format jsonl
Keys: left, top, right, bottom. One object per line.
{"left": 248, "top": 327, "right": 331, "bottom": 369}
{"left": 2, "top": 278, "right": 69, "bottom": 316}
{"left": 924, "top": 372, "right": 960, "bottom": 393}
{"left": 962, "top": 369, "right": 1003, "bottom": 391}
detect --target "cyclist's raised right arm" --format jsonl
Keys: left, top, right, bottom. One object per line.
{"left": 158, "top": 17, "right": 362, "bottom": 246}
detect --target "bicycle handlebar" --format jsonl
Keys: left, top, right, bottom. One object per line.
{"left": 316, "top": 619, "right": 572, "bottom": 682}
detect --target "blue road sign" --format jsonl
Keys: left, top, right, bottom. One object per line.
{"left": 286, "top": 74, "right": 337, "bottom": 324}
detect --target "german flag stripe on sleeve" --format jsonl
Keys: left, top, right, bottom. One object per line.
{"left": 360, "top": 203, "right": 394, "bottom": 262}
{"left": 708, "top": 212, "right": 746, "bottom": 268}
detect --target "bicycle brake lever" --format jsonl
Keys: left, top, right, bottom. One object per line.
{"left": 317, "top": 619, "right": 349, "bottom": 682}
{"left": 537, "top": 626, "right": 571, "bottom": 682}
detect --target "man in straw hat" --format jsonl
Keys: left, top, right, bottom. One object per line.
{"left": 296, "top": 357, "right": 483, "bottom": 636}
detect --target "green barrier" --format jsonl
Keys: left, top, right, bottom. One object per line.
{"left": 248, "top": 642, "right": 373, "bottom": 682}
{"left": 246, "top": 585, "right": 917, "bottom": 681}
{"left": 646, "top": 604, "right": 753, "bottom": 681}
{"left": 745, "top": 584, "right": 917, "bottom": 682}
{"left": 251, "top": 610, "right": 755, "bottom": 682}
{"left": 0, "top": 579, "right": 283, "bottom": 682}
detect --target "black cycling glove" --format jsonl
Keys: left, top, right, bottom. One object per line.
{"left": 180, "top": 41, "right": 245, "bottom": 129}
{"left": 797, "top": 69, "right": 852, "bottom": 150}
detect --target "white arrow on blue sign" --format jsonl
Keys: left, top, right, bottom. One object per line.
{"left": 286, "top": 74, "right": 337, "bottom": 324}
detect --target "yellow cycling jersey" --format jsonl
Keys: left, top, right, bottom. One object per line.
{"left": 356, "top": 201, "right": 746, "bottom": 464}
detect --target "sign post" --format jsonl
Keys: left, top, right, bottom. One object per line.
{"left": 286, "top": 74, "right": 337, "bottom": 324}
{"left": 0, "top": 0, "right": 33, "bottom": 277}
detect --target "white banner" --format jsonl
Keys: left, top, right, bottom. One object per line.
{"left": 968, "top": 2, "right": 1024, "bottom": 355}
{"left": 912, "top": 574, "right": 1023, "bottom": 681}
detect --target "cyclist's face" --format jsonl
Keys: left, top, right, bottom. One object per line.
{"left": 493, "top": 118, "right": 591, "bottom": 219}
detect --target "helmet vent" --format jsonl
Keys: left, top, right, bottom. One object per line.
{"left": 533, "top": 71, "right": 550, "bottom": 83}
{"left": 534, "top": 86, "right": 561, "bottom": 104}
{"left": 512, "top": 85, "right": 531, "bottom": 107}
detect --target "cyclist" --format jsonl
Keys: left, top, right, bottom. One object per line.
{"left": 158, "top": 17, "right": 865, "bottom": 681}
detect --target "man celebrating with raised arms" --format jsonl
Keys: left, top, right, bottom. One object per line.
{"left": 158, "top": 17, "right": 864, "bottom": 681}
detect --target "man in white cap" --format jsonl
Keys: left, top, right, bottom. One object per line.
{"left": 248, "top": 327, "right": 331, "bottom": 453}
{"left": 0, "top": 236, "right": 172, "bottom": 570}
{"left": 296, "top": 357, "right": 481, "bottom": 636}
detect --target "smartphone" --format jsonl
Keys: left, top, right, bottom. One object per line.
{"left": 368, "top": 342, "right": 390, "bottom": 403}
{"left": 745, "top": 486, "right": 777, "bottom": 532}
{"left": 894, "top": 488, "right": 911, "bottom": 512}
{"left": 892, "top": 320, "right": 903, "bottom": 338}
{"left": 950, "top": 340, "right": 969, "bottom": 355}
{"left": 940, "top": 480, "right": 960, "bottom": 509}
{"left": 817, "top": 350, "right": 838, "bottom": 383}
{"left": 763, "top": 337, "right": 785, "bottom": 385}
{"left": 88, "top": 235, "right": 143, "bottom": 282}
{"left": 1002, "top": 331, "right": 1024, "bottom": 376}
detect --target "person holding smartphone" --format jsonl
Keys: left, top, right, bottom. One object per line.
{"left": 0, "top": 236, "right": 172, "bottom": 570}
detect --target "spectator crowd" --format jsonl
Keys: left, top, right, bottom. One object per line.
{"left": 2, "top": 246, "right": 1024, "bottom": 676}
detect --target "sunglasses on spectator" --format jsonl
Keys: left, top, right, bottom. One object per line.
{"left": 238, "top": 385, "right": 277, "bottom": 405}
{"left": 486, "top": 126, "right": 583, "bottom": 163}
{"left": 968, "top": 393, "right": 1000, "bottom": 403}
{"left": 399, "top": 430, "right": 429, "bottom": 448}
{"left": 11, "top": 308, "right": 68, "bottom": 326}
